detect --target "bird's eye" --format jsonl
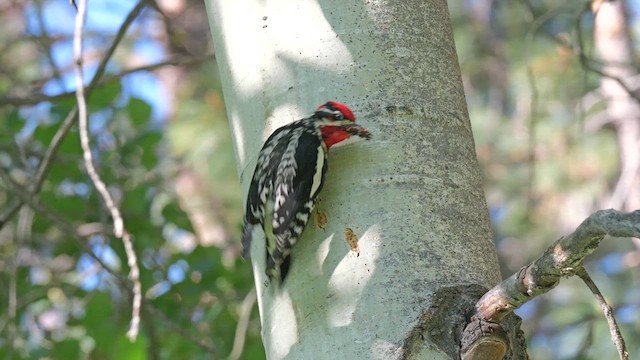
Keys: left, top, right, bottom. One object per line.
{"left": 334, "top": 113, "right": 344, "bottom": 120}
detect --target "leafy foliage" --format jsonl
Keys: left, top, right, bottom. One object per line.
{"left": 1, "top": 0, "right": 638, "bottom": 359}
{"left": 452, "top": 1, "right": 640, "bottom": 358}
{"left": 0, "top": 1, "right": 261, "bottom": 359}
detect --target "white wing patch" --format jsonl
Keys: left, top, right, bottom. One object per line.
{"left": 309, "top": 144, "right": 327, "bottom": 198}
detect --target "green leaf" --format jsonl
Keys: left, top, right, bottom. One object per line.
{"left": 112, "top": 334, "right": 147, "bottom": 360}
{"left": 87, "top": 81, "right": 122, "bottom": 111}
{"left": 52, "top": 339, "right": 81, "bottom": 359}
{"left": 31, "top": 120, "right": 81, "bottom": 156}
{"left": 127, "top": 98, "right": 152, "bottom": 129}
{"left": 121, "top": 187, "right": 148, "bottom": 215}
{"left": 51, "top": 97, "right": 78, "bottom": 122}
{"left": 4, "top": 110, "right": 25, "bottom": 134}
{"left": 83, "top": 292, "right": 116, "bottom": 354}
{"left": 138, "top": 132, "right": 162, "bottom": 168}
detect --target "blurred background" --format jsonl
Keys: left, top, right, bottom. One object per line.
{"left": 0, "top": 0, "right": 638, "bottom": 359}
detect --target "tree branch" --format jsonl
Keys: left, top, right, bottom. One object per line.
{"left": 576, "top": 267, "right": 628, "bottom": 360}
{"left": 73, "top": 0, "right": 142, "bottom": 342}
{"left": 522, "top": 4, "right": 563, "bottom": 210}
{"left": 474, "top": 209, "right": 640, "bottom": 322}
{"left": 0, "top": 0, "right": 149, "bottom": 230}
{"left": 144, "top": 305, "right": 218, "bottom": 356}
{"left": 227, "top": 288, "right": 257, "bottom": 360}
{"left": 0, "top": 168, "right": 217, "bottom": 356}
{"left": 575, "top": 3, "right": 640, "bottom": 103}
{"left": 0, "top": 54, "right": 213, "bottom": 107}
{"left": 521, "top": 1, "right": 640, "bottom": 107}
{"left": 0, "top": 168, "right": 130, "bottom": 290}
{"left": 463, "top": 209, "right": 639, "bottom": 359}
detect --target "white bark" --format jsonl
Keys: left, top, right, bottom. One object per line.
{"left": 205, "top": 0, "right": 501, "bottom": 358}
{"left": 593, "top": 0, "right": 640, "bottom": 211}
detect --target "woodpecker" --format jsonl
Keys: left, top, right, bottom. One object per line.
{"left": 242, "top": 101, "right": 371, "bottom": 283}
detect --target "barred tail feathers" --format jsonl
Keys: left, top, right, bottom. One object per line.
{"left": 264, "top": 207, "right": 314, "bottom": 283}
{"left": 266, "top": 247, "right": 292, "bottom": 284}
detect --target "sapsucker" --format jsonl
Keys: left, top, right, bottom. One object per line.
{"left": 242, "top": 101, "right": 371, "bottom": 283}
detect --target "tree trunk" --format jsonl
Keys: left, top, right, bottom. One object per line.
{"left": 593, "top": 0, "right": 640, "bottom": 211}
{"left": 205, "top": 0, "right": 502, "bottom": 358}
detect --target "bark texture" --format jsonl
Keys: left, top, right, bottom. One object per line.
{"left": 206, "top": 0, "right": 501, "bottom": 358}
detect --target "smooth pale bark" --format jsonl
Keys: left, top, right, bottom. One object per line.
{"left": 205, "top": 0, "right": 501, "bottom": 358}
{"left": 593, "top": 0, "right": 640, "bottom": 211}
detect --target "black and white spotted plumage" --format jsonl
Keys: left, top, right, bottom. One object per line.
{"left": 242, "top": 101, "right": 370, "bottom": 283}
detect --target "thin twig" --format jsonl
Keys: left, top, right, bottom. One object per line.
{"left": 575, "top": 3, "right": 640, "bottom": 103}
{"left": 32, "top": 109, "right": 78, "bottom": 194}
{"left": 0, "top": 0, "right": 149, "bottom": 230}
{"left": 0, "top": 172, "right": 159, "bottom": 351}
{"left": 73, "top": 0, "right": 142, "bottom": 341}
{"left": 85, "top": 1, "right": 149, "bottom": 92}
{"left": 466, "top": 209, "right": 639, "bottom": 359}
{"left": 6, "top": 205, "right": 36, "bottom": 356}
{"left": 0, "top": 169, "right": 129, "bottom": 290}
{"left": 34, "top": 0, "right": 65, "bottom": 89}
{"left": 0, "top": 107, "right": 78, "bottom": 231}
{"left": 227, "top": 288, "right": 257, "bottom": 360}
{"left": 474, "top": 209, "right": 640, "bottom": 322}
{"left": 6, "top": 209, "right": 21, "bottom": 357}
{"left": 523, "top": 5, "right": 561, "bottom": 209}
{"left": 520, "top": 1, "right": 640, "bottom": 108}
{"left": 2, "top": 176, "right": 195, "bottom": 357}
{"left": 140, "top": 307, "right": 160, "bottom": 360}
{"left": 0, "top": 169, "right": 218, "bottom": 356}
{"left": 145, "top": 305, "right": 218, "bottom": 356}
{"left": 576, "top": 267, "right": 629, "bottom": 360}
{"left": 0, "top": 54, "right": 214, "bottom": 107}
{"left": 0, "top": 201, "right": 22, "bottom": 228}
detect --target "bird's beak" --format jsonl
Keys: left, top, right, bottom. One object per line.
{"left": 341, "top": 124, "right": 372, "bottom": 140}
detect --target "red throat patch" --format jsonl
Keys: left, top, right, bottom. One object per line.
{"left": 321, "top": 127, "right": 351, "bottom": 149}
